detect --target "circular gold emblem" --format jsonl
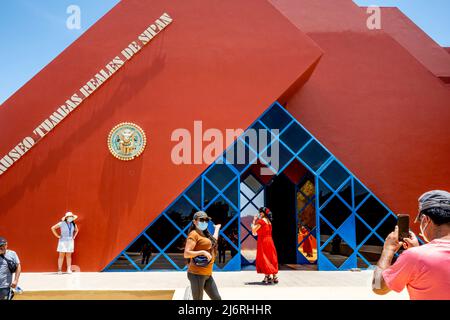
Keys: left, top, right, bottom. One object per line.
{"left": 108, "top": 122, "right": 146, "bottom": 161}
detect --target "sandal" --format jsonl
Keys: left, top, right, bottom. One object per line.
{"left": 262, "top": 275, "right": 272, "bottom": 284}
{"left": 272, "top": 275, "right": 279, "bottom": 284}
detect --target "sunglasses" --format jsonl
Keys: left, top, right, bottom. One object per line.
{"left": 414, "top": 212, "right": 426, "bottom": 224}
{"left": 197, "top": 218, "right": 209, "bottom": 223}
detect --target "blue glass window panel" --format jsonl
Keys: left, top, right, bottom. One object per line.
{"left": 318, "top": 179, "right": 333, "bottom": 208}
{"left": 145, "top": 216, "right": 180, "bottom": 250}
{"left": 223, "top": 179, "right": 239, "bottom": 209}
{"left": 240, "top": 192, "right": 249, "bottom": 210}
{"left": 356, "top": 196, "right": 389, "bottom": 229}
{"left": 260, "top": 140, "right": 294, "bottom": 174}
{"left": 321, "top": 235, "right": 354, "bottom": 269}
{"left": 222, "top": 218, "right": 239, "bottom": 250}
{"left": 165, "top": 196, "right": 198, "bottom": 229}
{"left": 106, "top": 254, "right": 138, "bottom": 271}
{"left": 218, "top": 218, "right": 240, "bottom": 269}
{"left": 147, "top": 254, "right": 176, "bottom": 270}
{"left": 241, "top": 201, "right": 258, "bottom": 217}
{"left": 321, "top": 160, "right": 350, "bottom": 191}
{"left": 245, "top": 122, "right": 276, "bottom": 154}
{"left": 164, "top": 235, "right": 187, "bottom": 269}
{"left": 357, "top": 254, "right": 371, "bottom": 269}
{"left": 354, "top": 179, "right": 369, "bottom": 208}
{"left": 123, "top": 234, "right": 155, "bottom": 269}
{"left": 203, "top": 179, "right": 218, "bottom": 208}
{"left": 252, "top": 190, "right": 265, "bottom": 209}
{"left": 253, "top": 121, "right": 277, "bottom": 154}
{"left": 279, "top": 122, "right": 311, "bottom": 154}
{"left": 260, "top": 104, "right": 292, "bottom": 132}
{"left": 126, "top": 234, "right": 154, "bottom": 256}
{"left": 205, "top": 163, "right": 236, "bottom": 191}
{"left": 298, "top": 140, "right": 331, "bottom": 172}
{"left": 205, "top": 196, "right": 238, "bottom": 226}
{"left": 358, "top": 233, "right": 384, "bottom": 265}
{"left": 355, "top": 216, "right": 372, "bottom": 245}
{"left": 243, "top": 174, "right": 262, "bottom": 194}
{"left": 185, "top": 179, "right": 202, "bottom": 209}
{"left": 319, "top": 218, "right": 334, "bottom": 248}
{"left": 241, "top": 182, "right": 255, "bottom": 200}
{"left": 226, "top": 139, "right": 257, "bottom": 173}
{"left": 320, "top": 196, "right": 352, "bottom": 229}
{"left": 338, "top": 180, "right": 352, "bottom": 208}
{"left": 374, "top": 214, "right": 397, "bottom": 239}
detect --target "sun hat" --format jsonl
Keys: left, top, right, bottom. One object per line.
{"left": 61, "top": 211, "right": 78, "bottom": 222}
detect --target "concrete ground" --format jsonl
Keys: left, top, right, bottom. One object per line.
{"left": 17, "top": 270, "right": 408, "bottom": 300}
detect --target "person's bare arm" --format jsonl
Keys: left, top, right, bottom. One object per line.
{"left": 11, "top": 263, "right": 21, "bottom": 289}
{"left": 251, "top": 223, "right": 261, "bottom": 236}
{"left": 213, "top": 224, "right": 221, "bottom": 240}
{"left": 372, "top": 251, "right": 395, "bottom": 295}
{"left": 51, "top": 223, "right": 61, "bottom": 239}
{"left": 372, "top": 226, "right": 403, "bottom": 295}
{"left": 184, "top": 238, "right": 212, "bottom": 260}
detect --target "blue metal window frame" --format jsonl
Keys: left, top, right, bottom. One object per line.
{"left": 104, "top": 102, "right": 398, "bottom": 272}
{"left": 239, "top": 173, "right": 266, "bottom": 266}
{"left": 295, "top": 174, "right": 318, "bottom": 265}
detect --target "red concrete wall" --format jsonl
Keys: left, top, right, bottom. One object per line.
{"left": 271, "top": 0, "right": 450, "bottom": 235}
{"left": 0, "top": 0, "right": 321, "bottom": 271}
{"left": 370, "top": 7, "right": 450, "bottom": 80}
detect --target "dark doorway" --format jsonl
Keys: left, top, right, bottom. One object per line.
{"left": 265, "top": 173, "right": 297, "bottom": 264}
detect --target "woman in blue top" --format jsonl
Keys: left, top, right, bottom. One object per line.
{"left": 51, "top": 212, "right": 79, "bottom": 274}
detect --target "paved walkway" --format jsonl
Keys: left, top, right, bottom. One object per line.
{"left": 18, "top": 271, "right": 408, "bottom": 300}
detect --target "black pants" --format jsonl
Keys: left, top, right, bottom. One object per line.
{"left": 187, "top": 273, "right": 221, "bottom": 300}
{"left": 0, "top": 287, "right": 13, "bottom": 300}
{"left": 218, "top": 250, "right": 226, "bottom": 263}
{"left": 142, "top": 253, "right": 151, "bottom": 265}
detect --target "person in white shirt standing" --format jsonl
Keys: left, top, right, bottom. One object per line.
{"left": 51, "top": 212, "right": 79, "bottom": 274}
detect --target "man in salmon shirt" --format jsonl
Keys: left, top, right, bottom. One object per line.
{"left": 372, "top": 190, "right": 450, "bottom": 300}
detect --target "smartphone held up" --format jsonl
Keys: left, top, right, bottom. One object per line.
{"left": 397, "top": 214, "right": 410, "bottom": 241}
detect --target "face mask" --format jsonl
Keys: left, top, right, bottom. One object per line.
{"left": 67, "top": 217, "right": 73, "bottom": 223}
{"left": 420, "top": 218, "right": 430, "bottom": 243}
{"left": 197, "top": 221, "right": 209, "bottom": 231}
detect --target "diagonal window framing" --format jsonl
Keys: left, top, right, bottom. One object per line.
{"left": 104, "top": 102, "right": 398, "bottom": 272}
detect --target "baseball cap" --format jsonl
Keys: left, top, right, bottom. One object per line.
{"left": 416, "top": 190, "right": 450, "bottom": 223}
{"left": 193, "top": 211, "right": 211, "bottom": 221}
{"left": 0, "top": 237, "right": 7, "bottom": 246}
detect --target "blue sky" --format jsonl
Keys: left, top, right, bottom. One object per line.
{"left": 0, "top": 0, "right": 449, "bottom": 105}
{"left": 354, "top": 0, "right": 450, "bottom": 45}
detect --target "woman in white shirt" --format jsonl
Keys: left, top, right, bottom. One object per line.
{"left": 51, "top": 212, "right": 79, "bottom": 274}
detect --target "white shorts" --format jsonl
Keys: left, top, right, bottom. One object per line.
{"left": 57, "top": 239, "right": 74, "bottom": 253}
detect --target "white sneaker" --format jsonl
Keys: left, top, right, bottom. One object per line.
{"left": 67, "top": 268, "right": 72, "bottom": 274}
{"left": 57, "top": 270, "right": 62, "bottom": 275}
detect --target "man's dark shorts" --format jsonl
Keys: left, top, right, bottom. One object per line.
{"left": 0, "top": 287, "right": 13, "bottom": 300}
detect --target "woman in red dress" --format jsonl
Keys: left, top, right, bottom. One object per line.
{"left": 301, "top": 226, "right": 313, "bottom": 257}
{"left": 251, "top": 207, "right": 279, "bottom": 284}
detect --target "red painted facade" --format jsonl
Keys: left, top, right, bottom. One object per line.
{"left": 0, "top": 0, "right": 449, "bottom": 271}
{"left": 0, "top": 0, "right": 321, "bottom": 271}
{"left": 271, "top": 0, "right": 450, "bottom": 235}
